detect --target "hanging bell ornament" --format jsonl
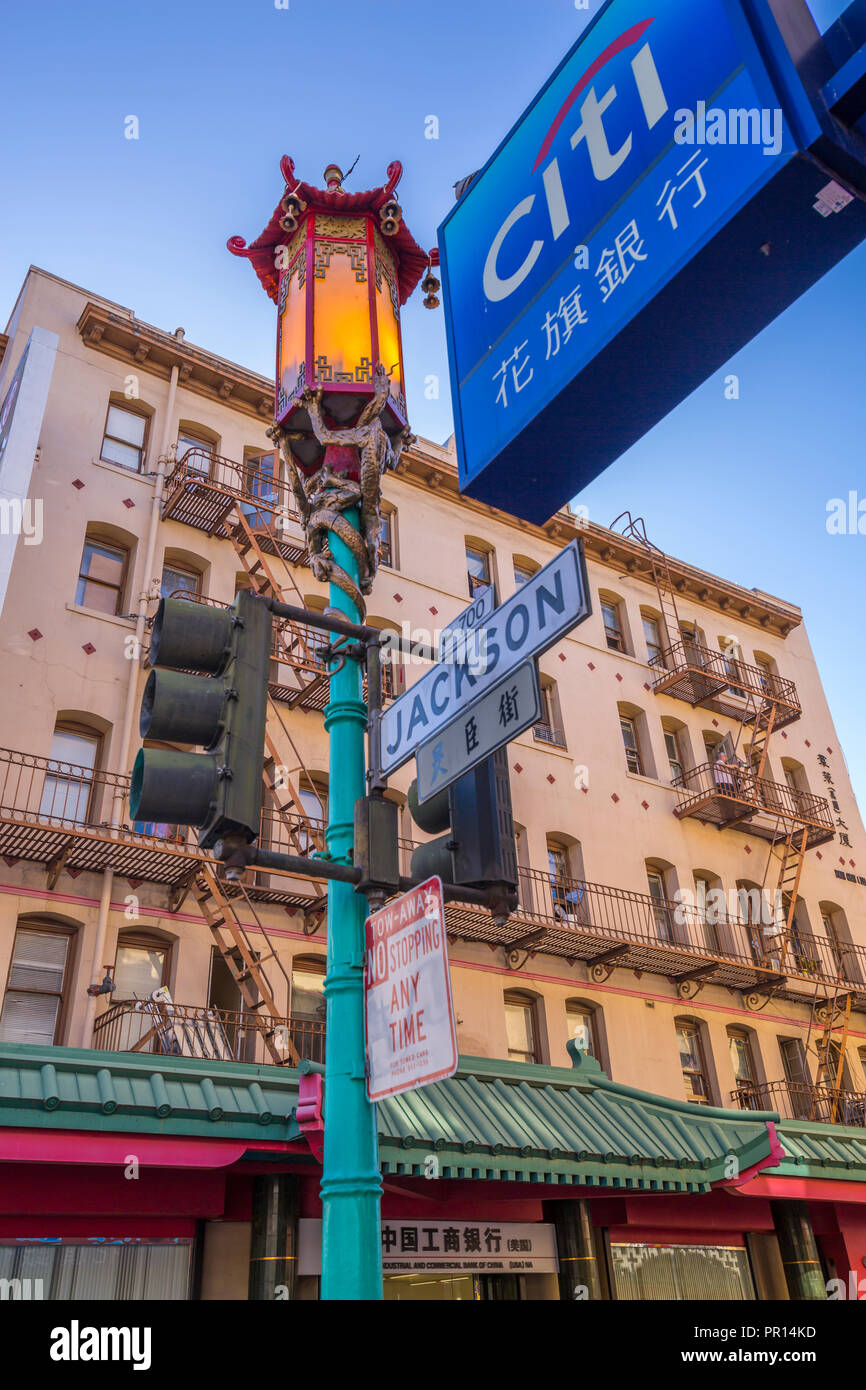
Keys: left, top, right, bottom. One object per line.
{"left": 379, "top": 199, "right": 402, "bottom": 236}
{"left": 423, "top": 293, "right": 440, "bottom": 310}
{"left": 421, "top": 270, "right": 440, "bottom": 295}
{"left": 280, "top": 189, "right": 307, "bottom": 233}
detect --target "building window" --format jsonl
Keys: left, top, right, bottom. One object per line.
{"left": 100, "top": 403, "right": 148, "bottom": 473}
{"left": 548, "top": 841, "right": 584, "bottom": 918}
{"left": 513, "top": 560, "right": 537, "bottom": 588}
{"left": 676, "top": 1020, "right": 710, "bottom": 1104}
{"left": 642, "top": 615, "right": 664, "bottom": 665}
{"left": 76, "top": 536, "right": 127, "bottom": 615}
{"left": 113, "top": 937, "right": 169, "bottom": 1001}
{"left": 176, "top": 429, "right": 214, "bottom": 476}
{"left": 728, "top": 1029, "right": 758, "bottom": 1106}
{"left": 504, "top": 991, "right": 539, "bottom": 1064}
{"left": 40, "top": 726, "right": 101, "bottom": 823}
{"left": 647, "top": 869, "right": 673, "bottom": 941}
{"left": 160, "top": 563, "right": 200, "bottom": 601}
{"left": 466, "top": 545, "right": 493, "bottom": 598}
{"left": 601, "top": 600, "right": 625, "bottom": 652}
{"left": 620, "top": 715, "right": 643, "bottom": 775}
{"left": 241, "top": 450, "right": 278, "bottom": 527}
{"left": 379, "top": 509, "right": 396, "bottom": 568}
{"left": 534, "top": 681, "right": 565, "bottom": 747}
{"left": 664, "top": 728, "right": 684, "bottom": 784}
{"left": 695, "top": 875, "right": 722, "bottom": 953}
{"left": 0, "top": 924, "right": 74, "bottom": 1045}
{"left": 566, "top": 1002, "right": 596, "bottom": 1058}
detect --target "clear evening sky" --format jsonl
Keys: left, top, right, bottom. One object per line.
{"left": 1, "top": 0, "right": 863, "bottom": 816}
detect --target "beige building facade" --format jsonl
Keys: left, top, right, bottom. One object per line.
{"left": 1, "top": 266, "right": 865, "bottom": 1301}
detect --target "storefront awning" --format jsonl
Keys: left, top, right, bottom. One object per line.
{"left": 0, "top": 1042, "right": 781, "bottom": 1192}
{"left": 374, "top": 1049, "right": 775, "bottom": 1192}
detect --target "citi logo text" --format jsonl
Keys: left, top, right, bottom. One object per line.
{"left": 484, "top": 19, "right": 667, "bottom": 303}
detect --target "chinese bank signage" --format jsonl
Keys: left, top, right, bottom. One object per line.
{"left": 298, "top": 1220, "right": 558, "bottom": 1275}
{"left": 438, "top": 0, "right": 866, "bottom": 522}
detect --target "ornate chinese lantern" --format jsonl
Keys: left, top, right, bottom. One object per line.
{"left": 230, "top": 158, "right": 427, "bottom": 453}
{"left": 229, "top": 158, "right": 430, "bottom": 613}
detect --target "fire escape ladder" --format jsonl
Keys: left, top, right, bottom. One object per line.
{"left": 219, "top": 504, "right": 329, "bottom": 890}
{"left": 812, "top": 990, "right": 853, "bottom": 1123}
{"left": 230, "top": 504, "right": 329, "bottom": 708}
{"left": 192, "top": 862, "right": 299, "bottom": 1066}
{"left": 611, "top": 512, "right": 683, "bottom": 650}
{"left": 760, "top": 821, "right": 808, "bottom": 971}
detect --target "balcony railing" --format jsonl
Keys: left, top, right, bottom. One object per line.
{"left": 93, "top": 998, "right": 287, "bottom": 1064}
{"left": 675, "top": 762, "right": 834, "bottom": 844}
{"left": 651, "top": 640, "right": 801, "bottom": 722}
{"left": 533, "top": 724, "right": 567, "bottom": 749}
{"left": 0, "top": 745, "right": 859, "bottom": 992}
{"left": 731, "top": 1079, "right": 866, "bottom": 1126}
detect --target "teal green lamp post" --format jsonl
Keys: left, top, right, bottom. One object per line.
{"left": 228, "top": 157, "right": 430, "bottom": 1299}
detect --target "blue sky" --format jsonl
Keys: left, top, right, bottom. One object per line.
{"left": 1, "top": 0, "right": 864, "bottom": 814}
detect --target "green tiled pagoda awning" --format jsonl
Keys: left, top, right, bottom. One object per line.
{"left": 0, "top": 1042, "right": 786, "bottom": 1191}
{"left": 772, "top": 1118, "right": 866, "bottom": 1181}
{"left": 374, "top": 1050, "right": 774, "bottom": 1191}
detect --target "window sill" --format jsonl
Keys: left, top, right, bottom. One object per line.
{"left": 92, "top": 456, "right": 154, "bottom": 486}
{"left": 65, "top": 602, "right": 136, "bottom": 629}
{"left": 625, "top": 770, "right": 678, "bottom": 792}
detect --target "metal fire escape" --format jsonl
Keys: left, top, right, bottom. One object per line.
{"left": 612, "top": 513, "right": 835, "bottom": 1011}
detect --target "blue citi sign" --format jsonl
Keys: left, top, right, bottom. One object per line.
{"left": 438, "top": 0, "right": 866, "bottom": 522}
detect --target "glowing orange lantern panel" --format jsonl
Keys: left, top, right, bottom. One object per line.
{"left": 229, "top": 158, "right": 428, "bottom": 477}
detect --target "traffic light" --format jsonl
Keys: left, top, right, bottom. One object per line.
{"left": 408, "top": 749, "right": 517, "bottom": 890}
{"left": 129, "top": 589, "right": 272, "bottom": 849}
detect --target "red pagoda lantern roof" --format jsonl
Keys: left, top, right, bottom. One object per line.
{"left": 228, "top": 156, "right": 430, "bottom": 306}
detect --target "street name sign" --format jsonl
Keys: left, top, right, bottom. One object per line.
{"left": 438, "top": 586, "right": 496, "bottom": 663}
{"left": 438, "top": 0, "right": 866, "bottom": 523}
{"left": 415, "top": 660, "right": 540, "bottom": 804}
{"left": 378, "top": 539, "right": 589, "bottom": 777}
{"left": 364, "top": 876, "right": 458, "bottom": 1102}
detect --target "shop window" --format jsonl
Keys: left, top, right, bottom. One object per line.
{"left": 504, "top": 991, "right": 539, "bottom": 1064}
{"left": 0, "top": 1240, "right": 192, "bottom": 1300}
{"left": 76, "top": 535, "right": 128, "bottom": 615}
{"left": 0, "top": 922, "right": 76, "bottom": 1045}
{"left": 100, "top": 401, "right": 149, "bottom": 473}
{"left": 610, "top": 1244, "right": 755, "bottom": 1300}
{"left": 160, "top": 561, "right": 201, "bottom": 601}
{"left": 40, "top": 725, "right": 102, "bottom": 824}
{"left": 676, "top": 1018, "right": 711, "bottom": 1104}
